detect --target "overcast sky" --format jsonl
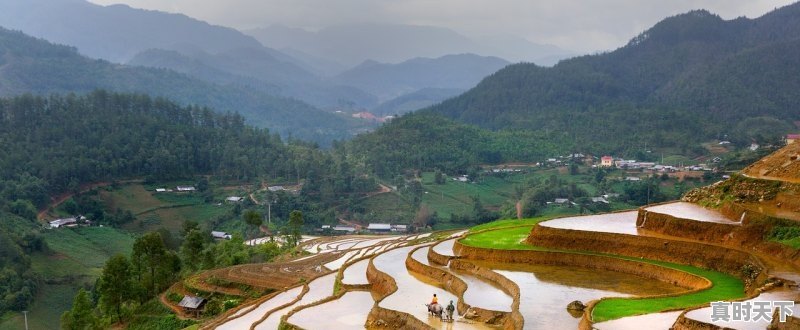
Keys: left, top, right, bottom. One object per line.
{"left": 87, "top": 0, "right": 795, "bottom": 53}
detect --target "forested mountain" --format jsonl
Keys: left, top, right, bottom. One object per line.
{"left": 0, "top": 27, "right": 361, "bottom": 144}
{"left": 0, "top": 91, "right": 380, "bottom": 319}
{"left": 333, "top": 54, "right": 509, "bottom": 102}
{"left": 420, "top": 5, "right": 800, "bottom": 152}
{"left": 348, "top": 113, "right": 565, "bottom": 178}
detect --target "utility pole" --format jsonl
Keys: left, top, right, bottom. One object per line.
{"left": 22, "top": 311, "right": 28, "bottom": 330}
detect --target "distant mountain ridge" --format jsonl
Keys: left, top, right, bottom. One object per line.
{"left": 420, "top": 5, "right": 800, "bottom": 150}
{"left": 245, "top": 23, "right": 573, "bottom": 67}
{"left": 0, "top": 0, "right": 525, "bottom": 115}
{"left": 334, "top": 54, "right": 509, "bottom": 102}
{"left": 0, "top": 27, "right": 360, "bottom": 144}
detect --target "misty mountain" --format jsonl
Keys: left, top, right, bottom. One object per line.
{"left": 333, "top": 54, "right": 509, "bottom": 102}
{"left": 0, "top": 0, "right": 265, "bottom": 63}
{"left": 245, "top": 23, "right": 573, "bottom": 68}
{"left": 128, "top": 47, "right": 378, "bottom": 110}
{"left": 362, "top": 4, "right": 800, "bottom": 157}
{"left": 0, "top": 27, "right": 363, "bottom": 144}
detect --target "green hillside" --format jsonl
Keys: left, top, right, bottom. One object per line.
{"left": 419, "top": 6, "right": 800, "bottom": 153}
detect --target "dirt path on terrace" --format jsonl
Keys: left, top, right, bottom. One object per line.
{"left": 364, "top": 184, "right": 392, "bottom": 197}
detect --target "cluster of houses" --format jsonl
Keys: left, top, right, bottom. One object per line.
{"left": 319, "top": 223, "right": 409, "bottom": 235}
{"left": 600, "top": 156, "right": 713, "bottom": 173}
{"left": 350, "top": 111, "right": 395, "bottom": 123}
{"left": 155, "top": 186, "right": 196, "bottom": 193}
{"left": 548, "top": 194, "right": 618, "bottom": 206}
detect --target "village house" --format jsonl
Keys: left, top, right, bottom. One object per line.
{"left": 211, "top": 231, "right": 232, "bottom": 240}
{"left": 178, "top": 295, "right": 206, "bottom": 317}
{"left": 391, "top": 224, "right": 408, "bottom": 232}
{"left": 367, "top": 223, "right": 392, "bottom": 233}
{"left": 591, "top": 197, "right": 610, "bottom": 204}
{"left": 155, "top": 188, "right": 167, "bottom": 192}
{"left": 176, "top": 186, "right": 196, "bottom": 192}
{"left": 225, "top": 196, "right": 243, "bottom": 203}
{"left": 332, "top": 226, "right": 356, "bottom": 234}
{"left": 267, "top": 185, "right": 285, "bottom": 192}
{"left": 600, "top": 156, "right": 614, "bottom": 167}
{"left": 787, "top": 134, "right": 800, "bottom": 145}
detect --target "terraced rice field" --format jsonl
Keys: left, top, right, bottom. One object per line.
{"left": 197, "top": 201, "right": 800, "bottom": 330}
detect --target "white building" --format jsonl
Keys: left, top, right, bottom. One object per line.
{"left": 49, "top": 217, "right": 78, "bottom": 228}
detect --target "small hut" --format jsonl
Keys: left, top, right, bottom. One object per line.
{"left": 178, "top": 295, "right": 206, "bottom": 317}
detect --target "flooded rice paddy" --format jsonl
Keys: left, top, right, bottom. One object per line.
{"left": 287, "top": 291, "right": 374, "bottom": 330}
{"left": 540, "top": 211, "right": 640, "bottom": 235}
{"left": 433, "top": 238, "right": 458, "bottom": 256}
{"left": 373, "top": 245, "right": 492, "bottom": 329}
{"left": 472, "top": 261, "right": 686, "bottom": 330}
{"left": 644, "top": 202, "right": 736, "bottom": 224}
{"left": 341, "top": 258, "right": 370, "bottom": 285}
{"left": 254, "top": 272, "right": 336, "bottom": 330}
{"left": 412, "top": 246, "right": 513, "bottom": 312}
{"left": 216, "top": 286, "right": 304, "bottom": 330}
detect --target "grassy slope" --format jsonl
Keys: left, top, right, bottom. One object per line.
{"left": 0, "top": 226, "right": 136, "bottom": 329}
{"left": 0, "top": 284, "right": 77, "bottom": 330}
{"left": 31, "top": 227, "right": 135, "bottom": 279}
{"left": 460, "top": 223, "right": 745, "bottom": 322}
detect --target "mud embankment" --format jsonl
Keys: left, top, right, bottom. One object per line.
{"left": 405, "top": 246, "right": 470, "bottom": 315}
{"left": 278, "top": 290, "right": 346, "bottom": 330}
{"left": 454, "top": 241, "right": 711, "bottom": 291}
{"left": 526, "top": 225, "right": 763, "bottom": 285}
{"left": 405, "top": 246, "right": 520, "bottom": 329}
{"left": 365, "top": 256, "right": 434, "bottom": 330}
{"left": 639, "top": 207, "right": 800, "bottom": 270}
{"left": 427, "top": 241, "right": 455, "bottom": 266}
{"left": 448, "top": 259, "right": 524, "bottom": 330}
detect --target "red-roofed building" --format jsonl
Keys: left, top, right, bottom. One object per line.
{"left": 600, "top": 156, "right": 614, "bottom": 167}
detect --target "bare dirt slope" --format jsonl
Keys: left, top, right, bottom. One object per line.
{"left": 742, "top": 142, "right": 800, "bottom": 183}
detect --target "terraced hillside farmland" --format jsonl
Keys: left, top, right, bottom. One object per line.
{"left": 188, "top": 145, "right": 800, "bottom": 329}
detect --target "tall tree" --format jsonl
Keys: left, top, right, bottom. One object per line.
{"left": 131, "top": 232, "right": 168, "bottom": 297}
{"left": 287, "top": 210, "right": 304, "bottom": 247}
{"left": 60, "top": 288, "right": 100, "bottom": 330}
{"left": 180, "top": 229, "right": 208, "bottom": 272}
{"left": 98, "top": 254, "right": 133, "bottom": 323}
{"left": 243, "top": 210, "right": 263, "bottom": 238}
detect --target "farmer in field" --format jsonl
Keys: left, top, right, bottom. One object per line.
{"left": 430, "top": 293, "right": 438, "bottom": 305}
{"left": 446, "top": 300, "right": 455, "bottom": 320}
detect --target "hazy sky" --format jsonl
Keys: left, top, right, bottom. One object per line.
{"left": 87, "top": 0, "right": 795, "bottom": 53}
